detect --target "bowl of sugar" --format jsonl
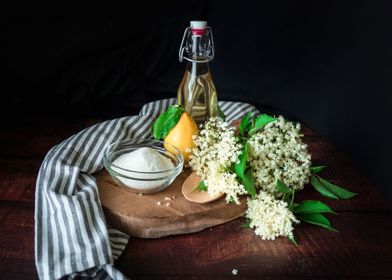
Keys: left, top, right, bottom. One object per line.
{"left": 103, "top": 139, "right": 184, "bottom": 194}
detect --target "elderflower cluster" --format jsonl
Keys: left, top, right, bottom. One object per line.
{"left": 189, "top": 117, "right": 242, "bottom": 178}
{"left": 189, "top": 117, "right": 244, "bottom": 203}
{"left": 205, "top": 163, "right": 247, "bottom": 204}
{"left": 248, "top": 116, "right": 311, "bottom": 195}
{"left": 246, "top": 191, "right": 299, "bottom": 240}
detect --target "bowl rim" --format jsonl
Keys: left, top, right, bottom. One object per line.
{"left": 103, "top": 138, "right": 184, "bottom": 176}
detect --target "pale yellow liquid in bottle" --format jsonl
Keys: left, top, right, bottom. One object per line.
{"left": 177, "top": 61, "right": 218, "bottom": 124}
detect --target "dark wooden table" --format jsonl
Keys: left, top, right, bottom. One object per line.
{"left": 1, "top": 117, "right": 391, "bottom": 279}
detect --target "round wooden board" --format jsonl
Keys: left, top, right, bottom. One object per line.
{"left": 95, "top": 168, "right": 246, "bottom": 238}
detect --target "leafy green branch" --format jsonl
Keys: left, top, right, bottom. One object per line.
{"left": 233, "top": 143, "right": 256, "bottom": 197}
{"left": 310, "top": 166, "right": 358, "bottom": 200}
{"left": 239, "top": 112, "right": 278, "bottom": 138}
{"left": 231, "top": 112, "right": 278, "bottom": 197}
{"left": 274, "top": 180, "right": 339, "bottom": 244}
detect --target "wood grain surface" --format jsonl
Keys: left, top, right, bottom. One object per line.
{"left": 96, "top": 169, "right": 246, "bottom": 238}
{"left": 0, "top": 117, "right": 391, "bottom": 279}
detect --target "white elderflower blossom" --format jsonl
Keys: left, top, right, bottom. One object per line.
{"left": 190, "top": 117, "right": 242, "bottom": 177}
{"left": 189, "top": 117, "right": 244, "bottom": 203}
{"left": 248, "top": 116, "right": 311, "bottom": 194}
{"left": 205, "top": 163, "right": 247, "bottom": 204}
{"left": 246, "top": 191, "right": 299, "bottom": 240}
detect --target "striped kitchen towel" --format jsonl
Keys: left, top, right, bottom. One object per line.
{"left": 35, "top": 98, "right": 259, "bottom": 279}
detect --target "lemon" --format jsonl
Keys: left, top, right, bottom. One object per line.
{"left": 164, "top": 112, "right": 198, "bottom": 163}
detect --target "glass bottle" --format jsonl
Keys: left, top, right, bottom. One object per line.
{"left": 177, "top": 21, "right": 218, "bottom": 124}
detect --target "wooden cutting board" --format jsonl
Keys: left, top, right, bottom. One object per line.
{"left": 95, "top": 168, "right": 246, "bottom": 238}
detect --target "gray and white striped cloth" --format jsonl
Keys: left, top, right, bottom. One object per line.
{"left": 35, "top": 98, "right": 258, "bottom": 279}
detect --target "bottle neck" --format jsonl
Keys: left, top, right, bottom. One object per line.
{"left": 186, "top": 61, "right": 210, "bottom": 76}
{"left": 184, "top": 30, "right": 212, "bottom": 63}
{"left": 190, "top": 34, "right": 209, "bottom": 60}
{"left": 185, "top": 33, "right": 211, "bottom": 76}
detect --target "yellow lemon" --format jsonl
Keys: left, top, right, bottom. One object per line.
{"left": 164, "top": 112, "right": 198, "bottom": 163}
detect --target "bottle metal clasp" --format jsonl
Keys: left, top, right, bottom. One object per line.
{"left": 178, "top": 26, "right": 215, "bottom": 63}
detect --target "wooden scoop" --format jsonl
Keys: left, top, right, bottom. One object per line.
{"left": 182, "top": 172, "right": 224, "bottom": 204}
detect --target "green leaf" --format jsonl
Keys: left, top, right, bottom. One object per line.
{"left": 193, "top": 180, "right": 208, "bottom": 192}
{"left": 310, "top": 175, "right": 339, "bottom": 200}
{"left": 276, "top": 179, "right": 292, "bottom": 194}
{"left": 297, "top": 213, "right": 338, "bottom": 232}
{"left": 318, "top": 177, "right": 358, "bottom": 199}
{"left": 234, "top": 144, "right": 249, "bottom": 180}
{"left": 248, "top": 114, "right": 277, "bottom": 135}
{"left": 311, "top": 166, "right": 326, "bottom": 174}
{"left": 243, "top": 168, "right": 256, "bottom": 197}
{"left": 287, "top": 234, "right": 298, "bottom": 245}
{"left": 151, "top": 105, "right": 184, "bottom": 139}
{"left": 241, "top": 219, "right": 251, "bottom": 228}
{"left": 294, "top": 200, "right": 337, "bottom": 215}
{"left": 239, "top": 111, "right": 252, "bottom": 136}
{"left": 217, "top": 104, "right": 226, "bottom": 121}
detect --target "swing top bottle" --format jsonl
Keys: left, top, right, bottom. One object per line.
{"left": 177, "top": 21, "right": 218, "bottom": 124}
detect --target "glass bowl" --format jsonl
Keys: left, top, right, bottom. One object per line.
{"left": 103, "top": 139, "right": 184, "bottom": 194}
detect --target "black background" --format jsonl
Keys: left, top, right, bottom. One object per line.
{"left": 2, "top": 1, "right": 391, "bottom": 199}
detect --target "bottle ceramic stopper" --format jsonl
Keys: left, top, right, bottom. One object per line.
{"left": 190, "top": 21, "right": 207, "bottom": 36}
